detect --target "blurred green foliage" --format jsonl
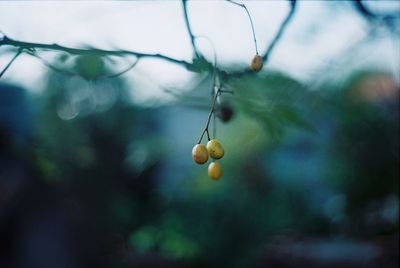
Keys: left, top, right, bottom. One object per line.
{"left": 231, "top": 72, "right": 317, "bottom": 139}
{"left": 11, "top": 54, "right": 397, "bottom": 268}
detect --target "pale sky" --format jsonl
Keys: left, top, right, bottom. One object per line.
{"left": 0, "top": 1, "right": 399, "bottom": 104}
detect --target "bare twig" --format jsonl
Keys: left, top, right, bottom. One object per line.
{"left": 263, "top": 0, "right": 297, "bottom": 62}
{"left": 353, "top": 0, "right": 400, "bottom": 32}
{"left": 220, "top": 0, "right": 297, "bottom": 80}
{"left": 27, "top": 51, "right": 139, "bottom": 79}
{"left": 354, "top": 0, "right": 400, "bottom": 21}
{"left": 101, "top": 58, "right": 139, "bottom": 79}
{"left": 213, "top": 103, "right": 217, "bottom": 138}
{"left": 0, "top": 0, "right": 298, "bottom": 82}
{"left": 0, "top": 36, "right": 191, "bottom": 69}
{"left": 28, "top": 52, "right": 76, "bottom": 76}
{"left": 198, "top": 88, "right": 220, "bottom": 144}
{"left": 0, "top": 48, "right": 23, "bottom": 78}
{"left": 182, "top": 0, "right": 199, "bottom": 58}
{"left": 227, "top": 0, "right": 259, "bottom": 55}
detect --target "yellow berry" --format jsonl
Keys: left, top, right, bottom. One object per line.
{"left": 250, "top": 54, "right": 263, "bottom": 72}
{"left": 192, "top": 144, "right": 208, "bottom": 164}
{"left": 208, "top": 162, "right": 223, "bottom": 180}
{"left": 206, "top": 139, "right": 224, "bottom": 159}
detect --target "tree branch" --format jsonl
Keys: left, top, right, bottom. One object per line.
{"left": 262, "top": 0, "right": 297, "bottom": 62}
{"left": 354, "top": 0, "right": 400, "bottom": 21}
{"left": 220, "top": 0, "right": 297, "bottom": 80}
{"left": 353, "top": 0, "right": 400, "bottom": 32}
{"left": 0, "top": 47, "right": 23, "bottom": 78}
{"left": 0, "top": 0, "right": 298, "bottom": 82}
{"left": 0, "top": 36, "right": 192, "bottom": 69}
{"left": 182, "top": 0, "right": 199, "bottom": 58}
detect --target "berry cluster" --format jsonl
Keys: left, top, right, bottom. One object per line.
{"left": 190, "top": 1, "right": 262, "bottom": 181}
{"left": 191, "top": 84, "right": 227, "bottom": 181}
{"left": 192, "top": 139, "right": 224, "bottom": 180}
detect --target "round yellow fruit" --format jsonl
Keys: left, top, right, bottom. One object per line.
{"left": 192, "top": 144, "right": 208, "bottom": 164}
{"left": 206, "top": 139, "right": 224, "bottom": 159}
{"left": 208, "top": 162, "right": 223, "bottom": 180}
{"left": 250, "top": 54, "right": 263, "bottom": 72}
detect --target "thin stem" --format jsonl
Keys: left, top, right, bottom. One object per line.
{"left": 198, "top": 129, "right": 206, "bottom": 144}
{"left": 28, "top": 52, "right": 139, "bottom": 79}
{"left": 213, "top": 106, "right": 216, "bottom": 138}
{"left": 0, "top": 48, "right": 23, "bottom": 78}
{"left": 244, "top": 4, "right": 259, "bottom": 55}
{"left": 227, "top": 0, "right": 259, "bottom": 54}
{"left": 197, "top": 88, "right": 220, "bottom": 144}
{"left": 104, "top": 58, "right": 140, "bottom": 78}
{"left": 211, "top": 83, "right": 217, "bottom": 139}
{"left": 219, "top": 0, "right": 297, "bottom": 80}
{"left": 182, "top": 0, "right": 199, "bottom": 58}
{"left": 28, "top": 52, "right": 76, "bottom": 76}
{"left": 195, "top": 34, "right": 219, "bottom": 143}
{"left": 263, "top": 0, "right": 297, "bottom": 62}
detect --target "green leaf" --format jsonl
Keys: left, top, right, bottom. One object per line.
{"left": 230, "top": 71, "right": 316, "bottom": 138}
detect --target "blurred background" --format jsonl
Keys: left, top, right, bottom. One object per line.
{"left": 0, "top": 1, "right": 399, "bottom": 268}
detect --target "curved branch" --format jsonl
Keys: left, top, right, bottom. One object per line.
{"left": 0, "top": 0, "right": 298, "bottom": 83}
{"left": 182, "top": 0, "right": 199, "bottom": 58}
{"left": 220, "top": 0, "right": 297, "bottom": 80}
{"left": 354, "top": 0, "right": 400, "bottom": 21}
{"left": 28, "top": 52, "right": 76, "bottom": 76}
{"left": 262, "top": 0, "right": 297, "bottom": 62}
{"left": 101, "top": 58, "right": 140, "bottom": 79}
{"left": 0, "top": 36, "right": 191, "bottom": 69}
{"left": 226, "top": 0, "right": 259, "bottom": 55}
{"left": 353, "top": 0, "right": 400, "bottom": 32}
{"left": 28, "top": 51, "right": 140, "bottom": 79}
